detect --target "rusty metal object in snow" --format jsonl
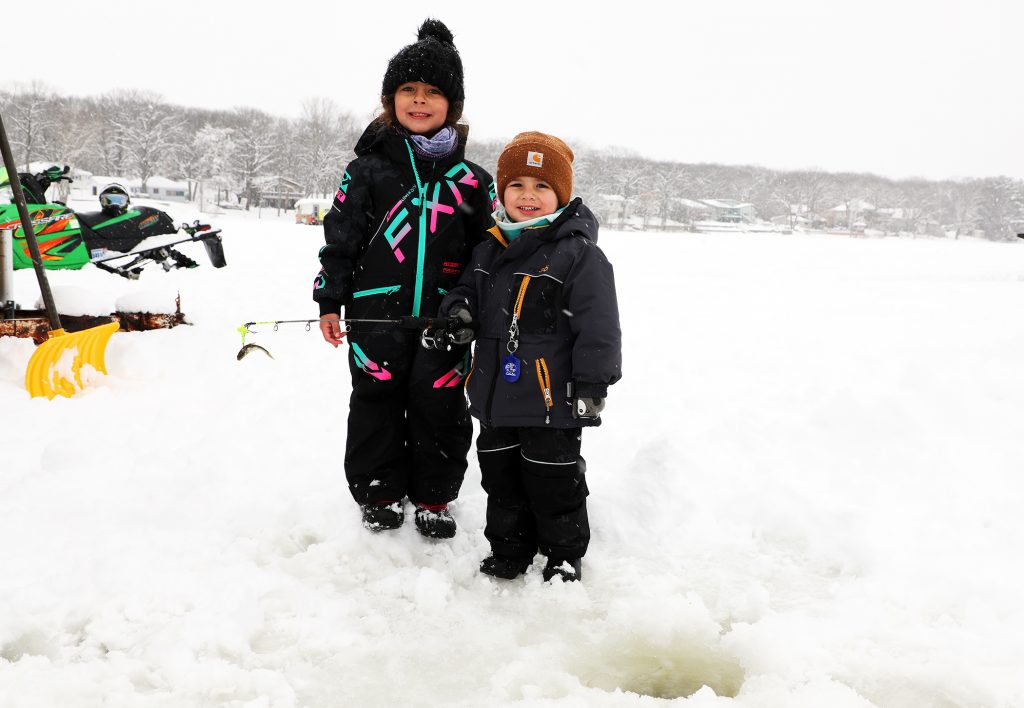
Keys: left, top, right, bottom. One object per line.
{"left": 0, "top": 308, "right": 187, "bottom": 345}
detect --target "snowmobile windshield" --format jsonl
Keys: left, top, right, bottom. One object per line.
{"left": 101, "top": 192, "right": 129, "bottom": 209}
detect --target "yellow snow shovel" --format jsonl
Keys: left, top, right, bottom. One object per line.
{"left": 0, "top": 113, "right": 119, "bottom": 398}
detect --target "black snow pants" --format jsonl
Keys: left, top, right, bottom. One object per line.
{"left": 344, "top": 330, "right": 472, "bottom": 507}
{"left": 477, "top": 425, "right": 590, "bottom": 561}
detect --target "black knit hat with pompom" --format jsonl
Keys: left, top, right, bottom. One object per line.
{"left": 381, "top": 19, "right": 464, "bottom": 104}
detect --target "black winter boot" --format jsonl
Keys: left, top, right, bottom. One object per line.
{"left": 361, "top": 502, "right": 404, "bottom": 531}
{"left": 543, "top": 557, "right": 582, "bottom": 583}
{"left": 480, "top": 554, "right": 532, "bottom": 579}
{"left": 414, "top": 506, "right": 457, "bottom": 539}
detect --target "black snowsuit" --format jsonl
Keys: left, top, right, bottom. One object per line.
{"left": 440, "top": 200, "right": 621, "bottom": 561}
{"left": 313, "top": 121, "right": 495, "bottom": 507}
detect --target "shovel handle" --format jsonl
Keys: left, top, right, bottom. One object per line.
{"left": 0, "top": 113, "right": 62, "bottom": 332}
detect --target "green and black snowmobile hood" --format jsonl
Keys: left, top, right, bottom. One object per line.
{"left": 78, "top": 205, "right": 178, "bottom": 255}
{"left": 0, "top": 201, "right": 91, "bottom": 270}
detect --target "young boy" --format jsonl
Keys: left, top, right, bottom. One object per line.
{"left": 439, "top": 132, "right": 622, "bottom": 582}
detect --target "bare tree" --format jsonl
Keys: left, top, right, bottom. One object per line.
{"left": 942, "top": 180, "right": 982, "bottom": 239}
{"left": 464, "top": 136, "right": 504, "bottom": 184}
{"left": 293, "top": 98, "right": 356, "bottom": 198}
{"left": 3, "top": 81, "right": 58, "bottom": 170}
{"left": 110, "top": 93, "right": 184, "bottom": 191}
{"left": 178, "top": 125, "right": 236, "bottom": 201}
{"left": 611, "top": 158, "right": 649, "bottom": 200}
{"left": 792, "top": 171, "right": 835, "bottom": 228}
{"left": 977, "top": 177, "right": 1024, "bottom": 241}
{"left": 600, "top": 157, "right": 648, "bottom": 228}
{"left": 692, "top": 164, "right": 736, "bottom": 201}
{"left": 651, "top": 162, "right": 689, "bottom": 229}
{"left": 42, "top": 96, "right": 99, "bottom": 172}
{"left": 569, "top": 146, "right": 604, "bottom": 206}
{"left": 899, "top": 179, "right": 944, "bottom": 237}
{"left": 768, "top": 173, "right": 804, "bottom": 229}
{"left": 230, "top": 108, "right": 279, "bottom": 209}
{"left": 89, "top": 90, "right": 146, "bottom": 177}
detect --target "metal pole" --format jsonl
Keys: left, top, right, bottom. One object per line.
{"left": 0, "top": 229, "right": 14, "bottom": 318}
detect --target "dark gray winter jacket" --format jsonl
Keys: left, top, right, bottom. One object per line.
{"left": 440, "top": 199, "right": 621, "bottom": 428}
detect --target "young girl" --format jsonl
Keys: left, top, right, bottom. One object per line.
{"left": 440, "top": 132, "right": 622, "bottom": 582}
{"left": 313, "top": 19, "right": 495, "bottom": 539}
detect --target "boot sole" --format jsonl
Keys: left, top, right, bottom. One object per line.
{"left": 543, "top": 560, "right": 582, "bottom": 582}
{"left": 414, "top": 510, "right": 456, "bottom": 539}
{"left": 480, "top": 559, "right": 532, "bottom": 580}
{"left": 363, "top": 520, "right": 403, "bottom": 532}
{"left": 415, "top": 524, "right": 457, "bottom": 539}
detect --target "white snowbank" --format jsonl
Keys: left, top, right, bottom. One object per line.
{"left": 2, "top": 211, "right": 1023, "bottom": 707}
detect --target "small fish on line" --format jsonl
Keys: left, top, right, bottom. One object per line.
{"left": 237, "top": 343, "right": 274, "bottom": 360}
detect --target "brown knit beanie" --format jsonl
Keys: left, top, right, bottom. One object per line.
{"left": 496, "top": 132, "right": 575, "bottom": 208}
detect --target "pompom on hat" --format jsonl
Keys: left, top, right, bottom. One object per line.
{"left": 497, "top": 132, "right": 575, "bottom": 207}
{"left": 382, "top": 19, "right": 465, "bottom": 104}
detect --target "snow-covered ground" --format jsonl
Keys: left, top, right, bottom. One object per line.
{"left": 2, "top": 204, "right": 1024, "bottom": 707}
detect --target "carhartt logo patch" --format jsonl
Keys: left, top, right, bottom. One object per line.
{"left": 527, "top": 151, "right": 544, "bottom": 168}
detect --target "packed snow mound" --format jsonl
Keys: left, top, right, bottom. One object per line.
{"left": 3, "top": 212, "right": 1024, "bottom": 707}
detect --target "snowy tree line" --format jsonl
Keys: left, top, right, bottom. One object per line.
{"left": 0, "top": 83, "right": 358, "bottom": 209}
{"left": 465, "top": 139, "right": 1024, "bottom": 240}
{"left": 3, "top": 83, "right": 1023, "bottom": 240}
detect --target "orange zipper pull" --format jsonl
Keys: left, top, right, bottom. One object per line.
{"left": 535, "top": 357, "right": 553, "bottom": 423}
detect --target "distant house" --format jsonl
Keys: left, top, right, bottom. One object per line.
{"left": 826, "top": 199, "right": 875, "bottom": 230}
{"left": 875, "top": 206, "right": 924, "bottom": 234}
{"left": 84, "top": 174, "right": 124, "bottom": 198}
{"left": 136, "top": 176, "right": 189, "bottom": 201}
{"left": 593, "top": 193, "right": 634, "bottom": 226}
{"left": 697, "top": 199, "right": 757, "bottom": 223}
{"left": 83, "top": 175, "right": 190, "bottom": 202}
{"left": 252, "top": 175, "right": 304, "bottom": 210}
{"left": 771, "top": 213, "right": 810, "bottom": 229}
{"left": 674, "top": 198, "right": 714, "bottom": 223}
{"left": 594, "top": 194, "right": 759, "bottom": 230}
{"left": 770, "top": 203, "right": 825, "bottom": 230}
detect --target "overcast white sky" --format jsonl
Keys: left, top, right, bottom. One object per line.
{"left": 5, "top": 0, "right": 1022, "bottom": 181}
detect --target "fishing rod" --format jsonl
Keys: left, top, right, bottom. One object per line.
{"left": 235, "top": 315, "right": 466, "bottom": 359}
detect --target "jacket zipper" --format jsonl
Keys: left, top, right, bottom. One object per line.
{"left": 404, "top": 140, "right": 429, "bottom": 317}
{"left": 352, "top": 284, "right": 401, "bottom": 298}
{"left": 535, "top": 357, "right": 553, "bottom": 424}
{"left": 485, "top": 275, "right": 532, "bottom": 425}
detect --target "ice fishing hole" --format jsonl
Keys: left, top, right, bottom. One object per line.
{"left": 0, "top": 630, "right": 53, "bottom": 662}
{"left": 570, "top": 634, "right": 744, "bottom": 699}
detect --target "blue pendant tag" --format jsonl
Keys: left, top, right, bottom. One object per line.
{"left": 502, "top": 354, "right": 521, "bottom": 383}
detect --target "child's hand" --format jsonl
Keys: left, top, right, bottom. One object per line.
{"left": 319, "top": 314, "right": 346, "bottom": 347}
{"left": 420, "top": 309, "right": 475, "bottom": 350}
{"left": 572, "top": 397, "right": 605, "bottom": 419}
{"left": 448, "top": 307, "right": 476, "bottom": 345}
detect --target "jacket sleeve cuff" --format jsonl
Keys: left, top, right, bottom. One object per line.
{"left": 318, "top": 299, "right": 342, "bottom": 317}
{"left": 574, "top": 381, "right": 608, "bottom": 398}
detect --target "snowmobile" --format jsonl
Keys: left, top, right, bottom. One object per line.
{"left": 0, "top": 165, "right": 226, "bottom": 279}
